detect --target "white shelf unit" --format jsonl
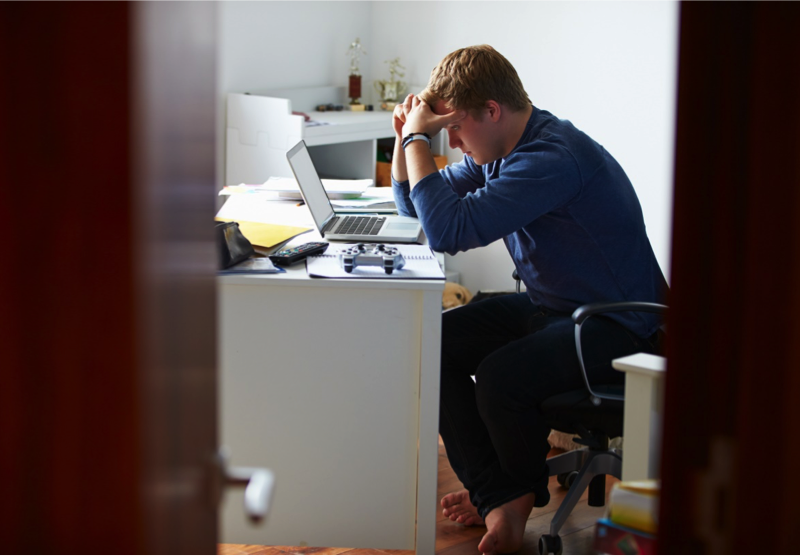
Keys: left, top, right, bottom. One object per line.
{"left": 225, "top": 86, "right": 444, "bottom": 186}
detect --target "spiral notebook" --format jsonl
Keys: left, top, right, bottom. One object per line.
{"left": 306, "top": 244, "right": 445, "bottom": 279}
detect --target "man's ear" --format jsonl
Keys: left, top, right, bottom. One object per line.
{"left": 485, "top": 100, "right": 502, "bottom": 122}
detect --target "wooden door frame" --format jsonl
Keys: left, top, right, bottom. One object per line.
{"left": 0, "top": 3, "right": 219, "bottom": 552}
{"left": 660, "top": 2, "right": 800, "bottom": 553}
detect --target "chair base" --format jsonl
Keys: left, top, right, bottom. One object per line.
{"left": 545, "top": 447, "right": 622, "bottom": 538}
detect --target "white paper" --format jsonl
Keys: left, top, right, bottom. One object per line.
{"left": 306, "top": 244, "right": 445, "bottom": 280}
{"left": 330, "top": 198, "right": 396, "bottom": 209}
{"left": 262, "top": 177, "right": 373, "bottom": 199}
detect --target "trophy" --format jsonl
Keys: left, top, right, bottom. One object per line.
{"left": 374, "top": 58, "right": 407, "bottom": 111}
{"left": 346, "top": 38, "right": 366, "bottom": 108}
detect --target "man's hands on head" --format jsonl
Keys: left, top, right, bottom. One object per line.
{"left": 391, "top": 93, "right": 463, "bottom": 188}
{"left": 399, "top": 94, "right": 465, "bottom": 138}
{"left": 392, "top": 102, "right": 407, "bottom": 138}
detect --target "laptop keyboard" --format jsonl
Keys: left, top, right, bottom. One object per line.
{"left": 328, "top": 215, "right": 386, "bottom": 236}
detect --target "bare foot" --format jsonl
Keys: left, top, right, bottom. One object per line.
{"left": 477, "top": 493, "right": 536, "bottom": 554}
{"left": 441, "top": 489, "right": 485, "bottom": 526}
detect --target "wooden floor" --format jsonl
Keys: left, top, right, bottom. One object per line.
{"left": 219, "top": 438, "right": 617, "bottom": 555}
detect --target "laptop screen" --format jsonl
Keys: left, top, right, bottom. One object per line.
{"left": 286, "top": 141, "right": 335, "bottom": 232}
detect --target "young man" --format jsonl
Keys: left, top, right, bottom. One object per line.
{"left": 391, "top": 45, "right": 667, "bottom": 554}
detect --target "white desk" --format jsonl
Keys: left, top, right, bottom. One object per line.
{"left": 217, "top": 204, "right": 444, "bottom": 553}
{"left": 612, "top": 353, "right": 667, "bottom": 481}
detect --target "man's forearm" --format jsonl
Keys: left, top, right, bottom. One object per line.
{"left": 404, "top": 140, "right": 439, "bottom": 188}
{"left": 391, "top": 134, "right": 408, "bottom": 183}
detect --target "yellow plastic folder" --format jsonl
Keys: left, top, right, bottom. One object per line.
{"left": 215, "top": 218, "right": 311, "bottom": 249}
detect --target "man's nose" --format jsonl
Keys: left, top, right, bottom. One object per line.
{"left": 447, "top": 130, "right": 460, "bottom": 150}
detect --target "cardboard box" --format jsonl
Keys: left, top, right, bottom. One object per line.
{"left": 376, "top": 155, "right": 448, "bottom": 187}
{"left": 376, "top": 161, "right": 392, "bottom": 187}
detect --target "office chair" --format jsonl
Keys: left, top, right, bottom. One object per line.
{"left": 511, "top": 271, "right": 667, "bottom": 555}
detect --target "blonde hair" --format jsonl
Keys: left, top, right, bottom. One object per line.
{"left": 419, "top": 45, "right": 531, "bottom": 116}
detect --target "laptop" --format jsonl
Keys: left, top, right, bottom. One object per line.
{"left": 287, "top": 140, "right": 423, "bottom": 243}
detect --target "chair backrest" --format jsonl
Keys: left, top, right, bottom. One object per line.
{"left": 572, "top": 302, "right": 668, "bottom": 406}
{"left": 537, "top": 302, "right": 667, "bottom": 445}
{"left": 511, "top": 269, "right": 668, "bottom": 431}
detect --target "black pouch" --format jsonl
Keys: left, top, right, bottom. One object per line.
{"left": 216, "top": 221, "right": 255, "bottom": 269}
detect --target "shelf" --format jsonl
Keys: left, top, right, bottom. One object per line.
{"left": 225, "top": 88, "right": 443, "bottom": 187}
{"left": 303, "top": 110, "right": 394, "bottom": 146}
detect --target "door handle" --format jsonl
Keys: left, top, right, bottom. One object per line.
{"left": 212, "top": 449, "right": 276, "bottom": 523}
{"left": 227, "top": 465, "right": 276, "bottom": 523}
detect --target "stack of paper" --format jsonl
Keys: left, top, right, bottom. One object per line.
{"left": 331, "top": 186, "right": 397, "bottom": 210}
{"left": 220, "top": 177, "right": 374, "bottom": 200}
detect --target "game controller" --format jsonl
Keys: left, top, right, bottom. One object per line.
{"left": 339, "top": 244, "right": 406, "bottom": 275}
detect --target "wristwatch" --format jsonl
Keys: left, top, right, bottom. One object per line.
{"left": 402, "top": 132, "right": 432, "bottom": 149}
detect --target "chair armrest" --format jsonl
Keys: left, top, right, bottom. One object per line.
{"left": 572, "top": 302, "right": 668, "bottom": 406}
{"left": 572, "top": 302, "right": 668, "bottom": 325}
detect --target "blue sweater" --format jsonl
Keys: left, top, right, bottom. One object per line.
{"left": 393, "top": 107, "right": 667, "bottom": 338}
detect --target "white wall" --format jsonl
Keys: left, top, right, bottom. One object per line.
{"left": 216, "top": 1, "right": 374, "bottom": 188}
{"left": 218, "top": 1, "right": 373, "bottom": 93}
{"left": 217, "top": 1, "right": 679, "bottom": 293}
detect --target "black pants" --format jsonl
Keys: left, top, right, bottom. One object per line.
{"left": 439, "top": 293, "right": 662, "bottom": 518}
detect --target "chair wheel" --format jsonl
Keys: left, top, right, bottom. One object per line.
{"left": 539, "top": 534, "right": 563, "bottom": 555}
{"left": 557, "top": 471, "right": 578, "bottom": 489}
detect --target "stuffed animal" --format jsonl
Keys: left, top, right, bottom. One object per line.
{"left": 548, "top": 429, "right": 623, "bottom": 452}
{"left": 442, "top": 282, "right": 473, "bottom": 310}
{"left": 547, "top": 430, "right": 584, "bottom": 452}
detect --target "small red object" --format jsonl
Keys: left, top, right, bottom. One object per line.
{"left": 349, "top": 74, "right": 362, "bottom": 102}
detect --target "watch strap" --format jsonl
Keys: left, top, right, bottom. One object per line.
{"left": 402, "top": 133, "right": 432, "bottom": 149}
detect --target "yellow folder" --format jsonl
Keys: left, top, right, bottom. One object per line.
{"left": 215, "top": 218, "right": 311, "bottom": 249}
